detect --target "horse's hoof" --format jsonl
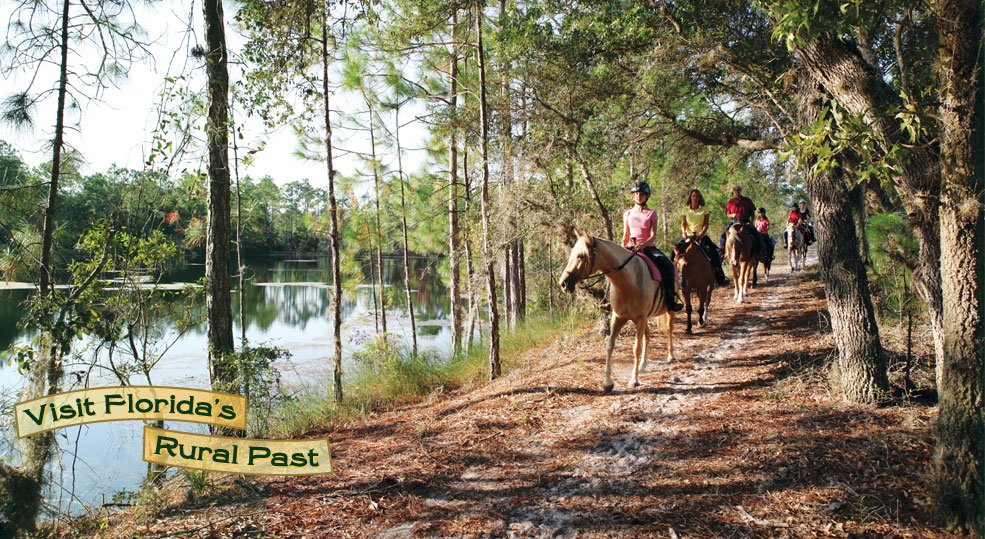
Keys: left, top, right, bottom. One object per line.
{"left": 629, "top": 379, "right": 639, "bottom": 388}
{"left": 602, "top": 380, "right": 614, "bottom": 393}
{"left": 640, "top": 359, "right": 648, "bottom": 372}
{"left": 685, "top": 327, "right": 693, "bottom": 334}
{"left": 666, "top": 354, "right": 675, "bottom": 362}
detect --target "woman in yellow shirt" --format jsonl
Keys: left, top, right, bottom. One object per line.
{"left": 677, "top": 189, "right": 727, "bottom": 286}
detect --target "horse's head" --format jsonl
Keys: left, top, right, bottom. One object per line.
{"left": 674, "top": 238, "right": 696, "bottom": 269}
{"left": 559, "top": 229, "right": 595, "bottom": 293}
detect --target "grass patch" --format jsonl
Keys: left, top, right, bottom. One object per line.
{"left": 270, "top": 310, "right": 581, "bottom": 437}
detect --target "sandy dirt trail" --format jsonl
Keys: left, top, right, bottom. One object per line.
{"left": 100, "top": 259, "right": 949, "bottom": 538}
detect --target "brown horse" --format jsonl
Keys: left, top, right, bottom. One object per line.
{"left": 673, "top": 237, "right": 713, "bottom": 334}
{"left": 753, "top": 237, "right": 773, "bottom": 286}
{"left": 559, "top": 230, "right": 674, "bottom": 392}
{"left": 724, "top": 223, "right": 758, "bottom": 304}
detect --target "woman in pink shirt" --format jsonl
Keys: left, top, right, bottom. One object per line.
{"left": 622, "top": 181, "right": 683, "bottom": 311}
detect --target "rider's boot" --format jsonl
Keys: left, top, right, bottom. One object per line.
{"left": 715, "top": 266, "right": 729, "bottom": 287}
{"left": 667, "top": 287, "right": 684, "bottom": 312}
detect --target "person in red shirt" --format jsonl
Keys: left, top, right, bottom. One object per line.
{"left": 719, "top": 185, "right": 766, "bottom": 257}
{"left": 755, "top": 207, "right": 775, "bottom": 262}
{"left": 784, "top": 202, "right": 806, "bottom": 248}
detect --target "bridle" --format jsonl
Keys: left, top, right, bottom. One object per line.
{"left": 570, "top": 236, "right": 636, "bottom": 285}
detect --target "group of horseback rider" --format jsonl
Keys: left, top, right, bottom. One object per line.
{"left": 621, "top": 182, "right": 813, "bottom": 312}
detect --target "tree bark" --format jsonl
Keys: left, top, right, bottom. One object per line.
{"left": 476, "top": 0, "right": 501, "bottom": 378}
{"left": 365, "top": 94, "right": 387, "bottom": 335}
{"left": 463, "top": 147, "right": 478, "bottom": 351}
{"left": 1, "top": 0, "right": 73, "bottom": 532}
{"left": 395, "top": 109, "right": 418, "bottom": 356}
{"left": 931, "top": 0, "right": 983, "bottom": 532}
{"left": 203, "top": 0, "right": 235, "bottom": 391}
{"left": 321, "top": 8, "right": 343, "bottom": 403}
{"left": 797, "top": 37, "right": 944, "bottom": 384}
{"left": 800, "top": 78, "right": 889, "bottom": 404}
{"left": 448, "top": 7, "right": 462, "bottom": 354}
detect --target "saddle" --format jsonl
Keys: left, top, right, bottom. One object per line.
{"left": 636, "top": 249, "right": 663, "bottom": 282}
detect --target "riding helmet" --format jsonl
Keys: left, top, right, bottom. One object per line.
{"left": 630, "top": 181, "right": 651, "bottom": 195}
{"left": 758, "top": 207, "right": 766, "bottom": 213}
{"left": 799, "top": 199, "right": 807, "bottom": 204}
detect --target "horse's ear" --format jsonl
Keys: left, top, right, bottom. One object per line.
{"left": 573, "top": 226, "right": 590, "bottom": 244}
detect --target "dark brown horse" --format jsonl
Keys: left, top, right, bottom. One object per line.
{"left": 673, "top": 237, "right": 714, "bottom": 333}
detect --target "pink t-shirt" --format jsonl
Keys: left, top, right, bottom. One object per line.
{"left": 624, "top": 207, "right": 658, "bottom": 248}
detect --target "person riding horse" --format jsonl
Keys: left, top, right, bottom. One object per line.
{"left": 797, "top": 199, "right": 816, "bottom": 245}
{"left": 622, "top": 181, "right": 684, "bottom": 312}
{"left": 754, "top": 207, "right": 776, "bottom": 263}
{"left": 718, "top": 185, "right": 766, "bottom": 260}
{"left": 784, "top": 202, "right": 808, "bottom": 248}
{"left": 676, "top": 188, "right": 728, "bottom": 286}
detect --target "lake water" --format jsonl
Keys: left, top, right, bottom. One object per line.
{"left": 0, "top": 254, "right": 453, "bottom": 516}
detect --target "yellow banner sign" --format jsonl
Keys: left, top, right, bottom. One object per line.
{"left": 14, "top": 386, "right": 247, "bottom": 438}
{"left": 143, "top": 427, "right": 332, "bottom": 475}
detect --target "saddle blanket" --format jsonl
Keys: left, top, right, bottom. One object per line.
{"left": 637, "top": 252, "right": 662, "bottom": 282}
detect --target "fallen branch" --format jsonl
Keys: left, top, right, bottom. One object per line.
{"left": 736, "top": 506, "right": 791, "bottom": 528}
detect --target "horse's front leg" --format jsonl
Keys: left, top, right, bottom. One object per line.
{"left": 666, "top": 312, "right": 675, "bottom": 361}
{"left": 737, "top": 264, "right": 748, "bottom": 304}
{"left": 684, "top": 291, "right": 693, "bottom": 334}
{"left": 604, "top": 315, "right": 628, "bottom": 393}
{"left": 629, "top": 318, "right": 647, "bottom": 388}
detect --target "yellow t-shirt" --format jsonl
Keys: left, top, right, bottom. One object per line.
{"left": 683, "top": 206, "right": 708, "bottom": 236}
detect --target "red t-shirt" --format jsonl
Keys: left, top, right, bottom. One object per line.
{"left": 726, "top": 196, "right": 756, "bottom": 221}
{"left": 788, "top": 210, "right": 804, "bottom": 225}
{"left": 755, "top": 216, "right": 770, "bottom": 234}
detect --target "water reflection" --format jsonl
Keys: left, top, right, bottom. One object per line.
{"left": 0, "top": 254, "right": 451, "bottom": 515}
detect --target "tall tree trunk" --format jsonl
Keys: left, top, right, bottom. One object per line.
{"left": 463, "top": 147, "right": 478, "bottom": 351}
{"left": 0, "top": 0, "right": 73, "bottom": 533}
{"left": 395, "top": 109, "right": 418, "bottom": 356}
{"left": 203, "top": 0, "right": 235, "bottom": 391}
{"left": 931, "top": 0, "right": 983, "bottom": 532}
{"left": 799, "top": 78, "right": 889, "bottom": 404}
{"left": 231, "top": 99, "right": 247, "bottom": 348}
{"left": 796, "top": 37, "right": 944, "bottom": 384}
{"left": 497, "top": 0, "right": 518, "bottom": 331}
{"left": 321, "top": 10, "right": 344, "bottom": 403}
{"left": 505, "top": 246, "right": 514, "bottom": 329}
{"left": 448, "top": 7, "right": 462, "bottom": 355}
{"left": 365, "top": 95, "right": 387, "bottom": 335}
{"left": 476, "top": 0, "right": 501, "bottom": 378}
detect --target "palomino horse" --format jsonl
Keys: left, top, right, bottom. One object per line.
{"left": 673, "top": 237, "right": 713, "bottom": 334}
{"left": 724, "top": 223, "right": 758, "bottom": 304}
{"left": 559, "top": 230, "right": 674, "bottom": 392}
{"left": 786, "top": 223, "right": 807, "bottom": 271}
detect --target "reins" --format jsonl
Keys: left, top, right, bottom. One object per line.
{"left": 576, "top": 237, "right": 637, "bottom": 285}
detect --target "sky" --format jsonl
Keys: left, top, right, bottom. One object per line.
{"left": 0, "top": 0, "right": 430, "bottom": 190}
